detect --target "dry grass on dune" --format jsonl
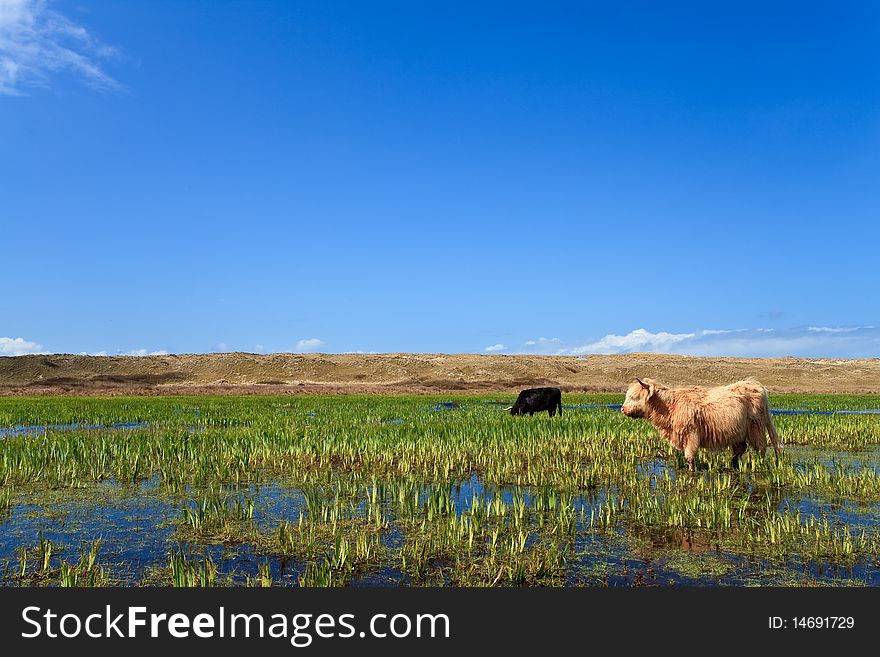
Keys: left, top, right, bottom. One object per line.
{"left": 1, "top": 352, "right": 878, "bottom": 396}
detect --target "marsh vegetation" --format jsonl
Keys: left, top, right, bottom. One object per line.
{"left": 1, "top": 394, "right": 880, "bottom": 586}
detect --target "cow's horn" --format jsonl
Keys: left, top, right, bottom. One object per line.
{"left": 504, "top": 406, "right": 513, "bottom": 411}
{"left": 636, "top": 378, "right": 649, "bottom": 389}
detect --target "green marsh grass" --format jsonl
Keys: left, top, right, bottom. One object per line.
{"left": 1, "top": 393, "right": 880, "bottom": 586}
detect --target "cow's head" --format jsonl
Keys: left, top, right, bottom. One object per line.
{"left": 621, "top": 378, "right": 661, "bottom": 418}
{"left": 508, "top": 403, "right": 522, "bottom": 416}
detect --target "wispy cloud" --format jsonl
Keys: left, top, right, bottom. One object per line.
{"left": 521, "top": 326, "right": 880, "bottom": 358}
{"left": 524, "top": 337, "right": 560, "bottom": 347}
{"left": 74, "top": 349, "right": 166, "bottom": 356}
{"left": 0, "top": 0, "right": 120, "bottom": 95}
{"left": 122, "top": 348, "right": 168, "bottom": 357}
{"left": 484, "top": 343, "right": 506, "bottom": 352}
{"left": 0, "top": 336, "right": 46, "bottom": 355}
{"left": 807, "top": 325, "right": 873, "bottom": 333}
{"left": 295, "top": 338, "right": 325, "bottom": 353}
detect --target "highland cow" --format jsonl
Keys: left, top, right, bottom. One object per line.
{"left": 621, "top": 377, "right": 782, "bottom": 471}
{"left": 509, "top": 387, "right": 563, "bottom": 417}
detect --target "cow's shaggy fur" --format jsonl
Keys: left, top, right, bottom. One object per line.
{"left": 510, "top": 387, "right": 563, "bottom": 417}
{"left": 621, "top": 377, "right": 782, "bottom": 471}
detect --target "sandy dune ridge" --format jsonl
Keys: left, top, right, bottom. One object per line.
{"left": 1, "top": 353, "right": 878, "bottom": 395}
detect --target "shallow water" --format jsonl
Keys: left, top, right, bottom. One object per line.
{"left": 0, "top": 421, "right": 149, "bottom": 439}
{"left": 3, "top": 458, "right": 879, "bottom": 586}
{"left": 421, "top": 401, "right": 464, "bottom": 412}
{"left": 784, "top": 445, "right": 880, "bottom": 473}
{"left": 434, "top": 403, "right": 879, "bottom": 416}
{"left": 2, "top": 395, "right": 880, "bottom": 587}
{"left": 564, "top": 404, "right": 623, "bottom": 410}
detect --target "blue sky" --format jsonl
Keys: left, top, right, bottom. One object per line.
{"left": 1, "top": 1, "right": 878, "bottom": 358}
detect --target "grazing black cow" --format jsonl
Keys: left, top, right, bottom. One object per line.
{"left": 509, "top": 387, "right": 563, "bottom": 417}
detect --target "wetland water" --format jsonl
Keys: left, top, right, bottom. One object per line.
{"left": 0, "top": 421, "right": 149, "bottom": 439}
{"left": 2, "top": 394, "right": 880, "bottom": 586}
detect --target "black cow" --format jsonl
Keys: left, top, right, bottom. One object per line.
{"left": 509, "top": 387, "right": 563, "bottom": 417}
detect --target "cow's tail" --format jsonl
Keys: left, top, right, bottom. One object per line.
{"left": 557, "top": 398, "right": 563, "bottom": 416}
{"left": 762, "top": 388, "right": 782, "bottom": 459}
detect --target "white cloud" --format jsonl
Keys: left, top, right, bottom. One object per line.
{"left": 524, "top": 337, "right": 560, "bottom": 346}
{"left": 807, "top": 325, "right": 873, "bottom": 333}
{"left": 121, "top": 349, "right": 168, "bottom": 357}
{"left": 700, "top": 328, "right": 750, "bottom": 336}
{"left": 542, "top": 325, "right": 880, "bottom": 358}
{"left": 295, "top": 338, "right": 325, "bottom": 353}
{"left": 0, "top": 0, "right": 120, "bottom": 95}
{"left": 570, "top": 328, "right": 695, "bottom": 355}
{"left": 484, "top": 343, "right": 506, "bottom": 352}
{"left": 76, "top": 349, "right": 165, "bottom": 356}
{"left": 0, "top": 336, "right": 46, "bottom": 355}
{"left": 254, "top": 344, "right": 264, "bottom": 352}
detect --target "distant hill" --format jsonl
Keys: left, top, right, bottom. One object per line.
{"left": 1, "top": 353, "right": 878, "bottom": 395}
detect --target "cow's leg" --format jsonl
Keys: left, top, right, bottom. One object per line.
{"left": 548, "top": 406, "right": 556, "bottom": 418}
{"left": 683, "top": 437, "right": 699, "bottom": 472}
{"left": 730, "top": 441, "right": 748, "bottom": 469}
{"left": 764, "top": 411, "right": 783, "bottom": 461}
{"left": 748, "top": 420, "right": 767, "bottom": 456}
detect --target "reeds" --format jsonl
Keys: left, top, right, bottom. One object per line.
{"left": 168, "top": 546, "right": 217, "bottom": 587}
{"left": 1, "top": 392, "right": 880, "bottom": 586}
{"left": 4, "top": 534, "right": 105, "bottom": 586}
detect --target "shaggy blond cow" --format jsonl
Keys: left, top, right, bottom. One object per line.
{"left": 621, "top": 377, "right": 782, "bottom": 471}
